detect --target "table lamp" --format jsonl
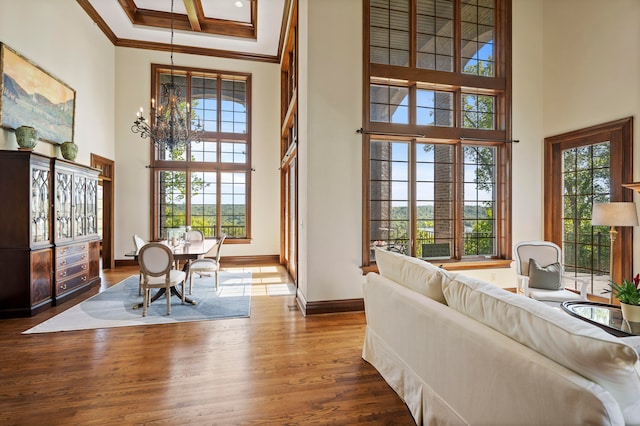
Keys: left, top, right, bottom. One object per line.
{"left": 591, "top": 202, "right": 639, "bottom": 303}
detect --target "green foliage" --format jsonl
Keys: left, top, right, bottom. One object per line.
{"left": 562, "top": 143, "right": 611, "bottom": 272}
{"left": 609, "top": 274, "right": 640, "bottom": 305}
{"left": 463, "top": 204, "right": 494, "bottom": 256}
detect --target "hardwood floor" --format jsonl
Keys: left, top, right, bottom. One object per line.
{"left": 0, "top": 264, "right": 414, "bottom": 425}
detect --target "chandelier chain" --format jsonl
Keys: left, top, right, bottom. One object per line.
{"left": 131, "top": 0, "right": 204, "bottom": 151}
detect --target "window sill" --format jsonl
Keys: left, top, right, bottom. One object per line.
{"left": 223, "top": 238, "right": 252, "bottom": 244}
{"left": 361, "top": 258, "right": 513, "bottom": 275}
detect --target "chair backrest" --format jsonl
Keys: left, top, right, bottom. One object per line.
{"left": 205, "top": 234, "right": 226, "bottom": 261}
{"left": 138, "top": 243, "right": 174, "bottom": 279}
{"left": 133, "top": 234, "right": 146, "bottom": 254}
{"left": 186, "top": 229, "right": 204, "bottom": 242}
{"left": 514, "top": 241, "right": 563, "bottom": 276}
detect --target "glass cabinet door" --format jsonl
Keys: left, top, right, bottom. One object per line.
{"left": 73, "top": 174, "right": 86, "bottom": 238}
{"left": 30, "top": 165, "right": 50, "bottom": 244}
{"left": 55, "top": 169, "right": 73, "bottom": 241}
{"left": 85, "top": 176, "right": 98, "bottom": 236}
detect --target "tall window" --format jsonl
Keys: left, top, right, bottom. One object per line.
{"left": 544, "top": 118, "right": 634, "bottom": 296}
{"left": 364, "top": 0, "right": 511, "bottom": 266}
{"left": 151, "top": 65, "right": 251, "bottom": 242}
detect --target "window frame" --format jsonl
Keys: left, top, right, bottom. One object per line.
{"left": 362, "top": 0, "right": 513, "bottom": 269}
{"left": 543, "top": 117, "right": 634, "bottom": 290}
{"left": 149, "top": 64, "right": 252, "bottom": 244}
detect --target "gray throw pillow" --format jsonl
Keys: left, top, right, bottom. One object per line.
{"left": 528, "top": 258, "right": 562, "bottom": 290}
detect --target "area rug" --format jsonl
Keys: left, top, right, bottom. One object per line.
{"left": 23, "top": 272, "right": 252, "bottom": 334}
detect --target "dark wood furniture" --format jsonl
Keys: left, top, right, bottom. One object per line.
{"left": 0, "top": 150, "right": 101, "bottom": 317}
{"left": 561, "top": 300, "right": 640, "bottom": 337}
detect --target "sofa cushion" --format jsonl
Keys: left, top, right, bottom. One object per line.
{"left": 528, "top": 258, "right": 562, "bottom": 290}
{"left": 442, "top": 274, "right": 640, "bottom": 425}
{"left": 374, "top": 247, "right": 452, "bottom": 304}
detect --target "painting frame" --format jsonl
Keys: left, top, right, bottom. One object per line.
{"left": 0, "top": 43, "right": 75, "bottom": 145}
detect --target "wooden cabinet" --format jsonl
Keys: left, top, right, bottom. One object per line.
{"left": 0, "top": 151, "right": 53, "bottom": 317}
{"left": 0, "top": 151, "right": 101, "bottom": 317}
{"left": 52, "top": 158, "right": 101, "bottom": 305}
{"left": 54, "top": 240, "right": 100, "bottom": 303}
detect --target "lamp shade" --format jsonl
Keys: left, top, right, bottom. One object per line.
{"left": 591, "top": 202, "right": 639, "bottom": 227}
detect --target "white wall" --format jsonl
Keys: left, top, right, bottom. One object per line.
{"left": 0, "top": 0, "right": 115, "bottom": 163}
{"left": 542, "top": 0, "right": 640, "bottom": 273}
{"left": 114, "top": 48, "right": 281, "bottom": 259}
{"left": 297, "top": 0, "right": 364, "bottom": 302}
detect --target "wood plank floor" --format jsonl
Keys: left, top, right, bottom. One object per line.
{"left": 0, "top": 264, "right": 414, "bottom": 425}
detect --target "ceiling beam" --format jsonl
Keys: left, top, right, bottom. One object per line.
{"left": 183, "top": 0, "right": 202, "bottom": 32}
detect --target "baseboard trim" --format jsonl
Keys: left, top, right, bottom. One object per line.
{"left": 222, "top": 254, "right": 280, "bottom": 264}
{"left": 115, "top": 259, "right": 138, "bottom": 267}
{"left": 297, "top": 297, "right": 364, "bottom": 316}
{"left": 115, "top": 254, "right": 280, "bottom": 268}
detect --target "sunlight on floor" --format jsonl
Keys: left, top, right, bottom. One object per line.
{"left": 221, "top": 264, "right": 296, "bottom": 297}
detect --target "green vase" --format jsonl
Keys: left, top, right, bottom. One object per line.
{"left": 15, "top": 126, "right": 38, "bottom": 151}
{"left": 60, "top": 141, "right": 78, "bottom": 161}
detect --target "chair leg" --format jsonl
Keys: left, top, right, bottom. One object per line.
{"left": 166, "top": 287, "right": 171, "bottom": 315}
{"left": 138, "top": 272, "right": 142, "bottom": 295}
{"left": 214, "top": 270, "right": 219, "bottom": 291}
{"left": 142, "top": 288, "right": 148, "bottom": 317}
{"left": 181, "top": 281, "right": 185, "bottom": 304}
{"left": 189, "top": 271, "right": 194, "bottom": 295}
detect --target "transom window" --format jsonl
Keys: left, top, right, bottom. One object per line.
{"left": 150, "top": 65, "right": 251, "bottom": 241}
{"left": 364, "top": 0, "right": 511, "bottom": 266}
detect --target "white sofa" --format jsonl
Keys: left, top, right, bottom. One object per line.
{"left": 363, "top": 248, "right": 640, "bottom": 425}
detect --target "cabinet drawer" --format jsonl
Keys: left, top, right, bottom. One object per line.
{"left": 56, "top": 243, "right": 88, "bottom": 258}
{"left": 56, "top": 261, "right": 89, "bottom": 280}
{"left": 57, "top": 273, "right": 89, "bottom": 295}
{"left": 56, "top": 251, "right": 88, "bottom": 268}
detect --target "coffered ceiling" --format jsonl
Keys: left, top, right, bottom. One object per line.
{"left": 77, "top": 0, "right": 289, "bottom": 63}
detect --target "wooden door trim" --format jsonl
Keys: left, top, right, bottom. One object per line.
{"left": 90, "top": 154, "right": 115, "bottom": 269}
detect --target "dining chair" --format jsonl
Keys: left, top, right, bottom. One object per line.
{"left": 186, "top": 229, "right": 204, "bottom": 243}
{"left": 138, "top": 242, "right": 187, "bottom": 316}
{"left": 133, "top": 234, "right": 146, "bottom": 295}
{"left": 188, "top": 235, "right": 226, "bottom": 294}
{"left": 514, "top": 240, "right": 588, "bottom": 306}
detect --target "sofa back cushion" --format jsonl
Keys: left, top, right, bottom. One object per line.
{"left": 374, "top": 247, "right": 452, "bottom": 304}
{"left": 442, "top": 273, "right": 640, "bottom": 425}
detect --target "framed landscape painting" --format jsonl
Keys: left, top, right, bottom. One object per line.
{"left": 0, "top": 43, "right": 75, "bottom": 144}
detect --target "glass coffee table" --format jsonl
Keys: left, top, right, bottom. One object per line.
{"left": 561, "top": 301, "right": 640, "bottom": 337}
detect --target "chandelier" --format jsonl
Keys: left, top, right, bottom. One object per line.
{"left": 131, "top": 0, "right": 203, "bottom": 151}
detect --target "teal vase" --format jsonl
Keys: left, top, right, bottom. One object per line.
{"left": 60, "top": 141, "right": 78, "bottom": 161}
{"left": 15, "top": 126, "right": 38, "bottom": 151}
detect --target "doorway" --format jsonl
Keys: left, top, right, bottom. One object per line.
{"left": 91, "top": 154, "right": 115, "bottom": 269}
{"left": 544, "top": 117, "right": 633, "bottom": 296}
{"left": 281, "top": 155, "right": 297, "bottom": 283}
